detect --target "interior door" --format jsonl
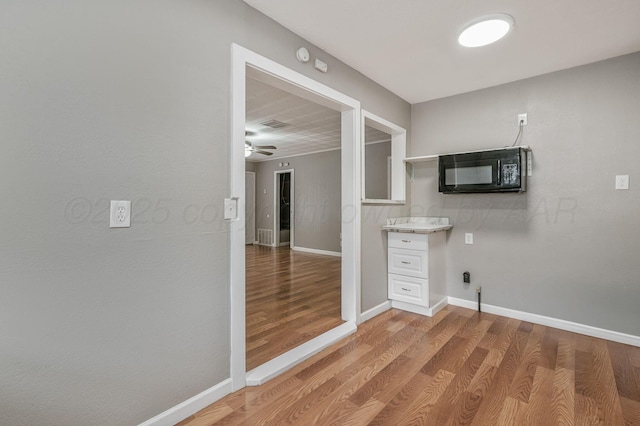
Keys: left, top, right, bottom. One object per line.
{"left": 245, "top": 171, "right": 255, "bottom": 244}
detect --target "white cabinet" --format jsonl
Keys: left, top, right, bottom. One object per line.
{"left": 387, "top": 231, "right": 448, "bottom": 316}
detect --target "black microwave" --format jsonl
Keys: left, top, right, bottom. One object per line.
{"left": 438, "top": 147, "right": 528, "bottom": 194}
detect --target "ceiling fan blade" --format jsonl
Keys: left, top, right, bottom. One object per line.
{"left": 253, "top": 145, "right": 277, "bottom": 150}
{"left": 255, "top": 150, "right": 274, "bottom": 156}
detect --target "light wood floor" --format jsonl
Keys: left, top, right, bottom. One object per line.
{"left": 179, "top": 306, "right": 640, "bottom": 425}
{"left": 245, "top": 245, "right": 343, "bottom": 371}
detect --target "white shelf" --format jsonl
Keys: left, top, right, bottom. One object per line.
{"left": 362, "top": 199, "right": 406, "bottom": 205}
{"left": 405, "top": 145, "right": 531, "bottom": 164}
{"left": 404, "top": 154, "right": 438, "bottom": 163}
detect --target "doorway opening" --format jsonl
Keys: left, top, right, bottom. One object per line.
{"left": 274, "top": 170, "right": 293, "bottom": 247}
{"left": 231, "top": 44, "right": 361, "bottom": 389}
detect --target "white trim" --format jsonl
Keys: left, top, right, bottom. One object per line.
{"left": 446, "top": 297, "right": 483, "bottom": 312}
{"left": 231, "top": 43, "right": 361, "bottom": 390}
{"left": 364, "top": 139, "right": 392, "bottom": 146}
{"left": 447, "top": 297, "right": 640, "bottom": 348}
{"left": 246, "top": 321, "right": 357, "bottom": 386}
{"left": 361, "top": 199, "right": 405, "bottom": 205}
{"left": 391, "top": 300, "right": 430, "bottom": 316}
{"left": 405, "top": 145, "right": 532, "bottom": 163}
{"left": 361, "top": 110, "right": 406, "bottom": 203}
{"left": 138, "top": 379, "right": 232, "bottom": 426}
{"left": 230, "top": 44, "right": 248, "bottom": 392}
{"left": 292, "top": 246, "right": 342, "bottom": 257}
{"left": 278, "top": 242, "right": 291, "bottom": 247}
{"left": 390, "top": 297, "right": 448, "bottom": 317}
{"left": 342, "top": 108, "right": 362, "bottom": 324}
{"left": 249, "top": 145, "right": 342, "bottom": 162}
{"left": 360, "top": 301, "right": 392, "bottom": 323}
{"left": 430, "top": 297, "right": 449, "bottom": 316}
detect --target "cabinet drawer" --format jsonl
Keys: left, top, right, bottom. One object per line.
{"left": 388, "top": 274, "right": 428, "bottom": 305}
{"left": 388, "top": 247, "right": 428, "bottom": 278}
{"left": 388, "top": 232, "right": 428, "bottom": 251}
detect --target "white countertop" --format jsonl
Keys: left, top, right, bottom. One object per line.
{"left": 382, "top": 217, "right": 453, "bottom": 234}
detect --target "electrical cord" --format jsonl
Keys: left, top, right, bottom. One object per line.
{"left": 511, "top": 120, "right": 524, "bottom": 146}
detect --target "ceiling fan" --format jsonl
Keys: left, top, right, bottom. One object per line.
{"left": 245, "top": 131, "right": 277, "bottom": 156}
{"left": 245, "top": 141, "right": 277, "bottom": 156}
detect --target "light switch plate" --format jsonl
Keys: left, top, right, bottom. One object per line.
{"left": 465, "top": 233, "right": 474, "bottom": 245}
{"left": 224, "top": 197, "right": 239, "bottom": 220}
{"left": 616, "top": 175, "right": 629, "bottom": 190}
{"left": 110, "top": 200, "right": 131, "bottom": 228}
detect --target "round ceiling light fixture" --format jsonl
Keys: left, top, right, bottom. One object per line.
{"left": 458, "top": 14, "right": 514, "bottom": 47}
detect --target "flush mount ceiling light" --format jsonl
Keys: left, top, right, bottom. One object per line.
{"left": 458, "top": 14, "right": 514, "bottom": 47}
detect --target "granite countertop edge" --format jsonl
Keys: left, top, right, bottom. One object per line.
{"left": 382, "top": 224, "right": 453, "bottom": 234}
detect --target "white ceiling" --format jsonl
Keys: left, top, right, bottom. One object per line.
{"left": 243, "top": 0, "right": 640, "bottom": 103}
{"left": 246, "top": 77, "right": 340, "bottom": 161}
{"left": 246, "top": 77, "right": 390, "bottom": 161}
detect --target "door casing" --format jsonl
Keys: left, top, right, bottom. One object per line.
{"left": 230, "top": 43, "right": 361, "bottom": 390}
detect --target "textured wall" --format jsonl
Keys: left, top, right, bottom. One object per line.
{"left": 253, "top": 150, "right": 342, "bottom": 253}
{"left": 0, "top": 0, "right": 410, "bottom": 424}
{"left": 410, "top": 52, "right": 640, "bottom": 336}
{"left": 364, "top": 141, "right": 392, "bottom": 200}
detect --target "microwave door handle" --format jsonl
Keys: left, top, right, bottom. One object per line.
{"left": 497, "top": 160, "right": 501, "bottom": 185}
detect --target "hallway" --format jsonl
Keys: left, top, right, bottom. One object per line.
{"left": 245, "top": 245, "right": 343, "bottom": 370}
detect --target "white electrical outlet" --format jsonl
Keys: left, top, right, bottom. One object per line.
{"left": 465, "top": 233, "right": 474, "bottom": 245}
{"left": 110, "top": 200, "right": 131, "bottom": 228}
{"left": 616, "top": 175, "right": 630, "bottom": 190}
{"left": 518, "top": 113, "right": 528, "bottom": 126}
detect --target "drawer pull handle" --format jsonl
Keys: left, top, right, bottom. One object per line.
{"left": 401, "top": 287, "right": 410, "bottom": 292}
{"left": 401, "top": 261, "right": 411, "bottom": 264}
{"left": 401, "top": 239, "right": 411, "bottom": 243}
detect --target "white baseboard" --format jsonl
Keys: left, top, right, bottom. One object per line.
{"left": 430, "top": 297, "right": 449, "bottom": 316}
{"left": 278, "top": 242, "right": 291, "bottom": 247}
{"left": 246, "top": 321, "right": 357, "bottom": 386}
{"left": 447, "top": 297, "right": 479, "bottom": 312}
{"left": 448, "top": 297, "right": 640, "bottom": 347}
{"left": 291, "top": 246, "right": 342, "bottom": 257}
{"left": 138, "top": 378, "right": 232, "bottom": 426}
{"left": 390, "top": 299, "right": 447, "bottom": 317}
{"left": 360, "top": 301, "right": 392, "bottom": 323}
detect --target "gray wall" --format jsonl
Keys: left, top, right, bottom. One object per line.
{"left": 361, "top": 203, "right": 409, "bottom": 311}
{"left": 364, "top": 141, "right": 392, "bottom": 200}
{"left": 254, "top": 150, "right": 342, "bottom": 253}
{"left": 410, "top": 52, "right": 640, "bottom": 336}
{"left": 0, "top": 1, "right": 410, "bottom": 424}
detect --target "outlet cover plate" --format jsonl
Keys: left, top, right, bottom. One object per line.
{"left": 518, "top": 113, "right": 528, "bottom": 126}
{"left": 616, "top": 175, "right": 630, "bottom": 190}
{"left": 110, "top": 200, "right": 131, "bottom": 228}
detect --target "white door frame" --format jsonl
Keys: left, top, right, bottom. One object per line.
{"left": 273, "top": 169, "right": 294, "bottom": 248}
{"left": 230, "top": 44, "right": 361, "bottom": 390}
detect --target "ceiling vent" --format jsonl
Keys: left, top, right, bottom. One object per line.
{"left": 260, "top": 119, "right": 290, "bottom": 129}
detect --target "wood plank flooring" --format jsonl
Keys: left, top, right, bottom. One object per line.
{"left": 179, "top": 306, "right": 640, "bottom": 425}
{"left": 245, "top": 245, "right": 343, "bottom": 371}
